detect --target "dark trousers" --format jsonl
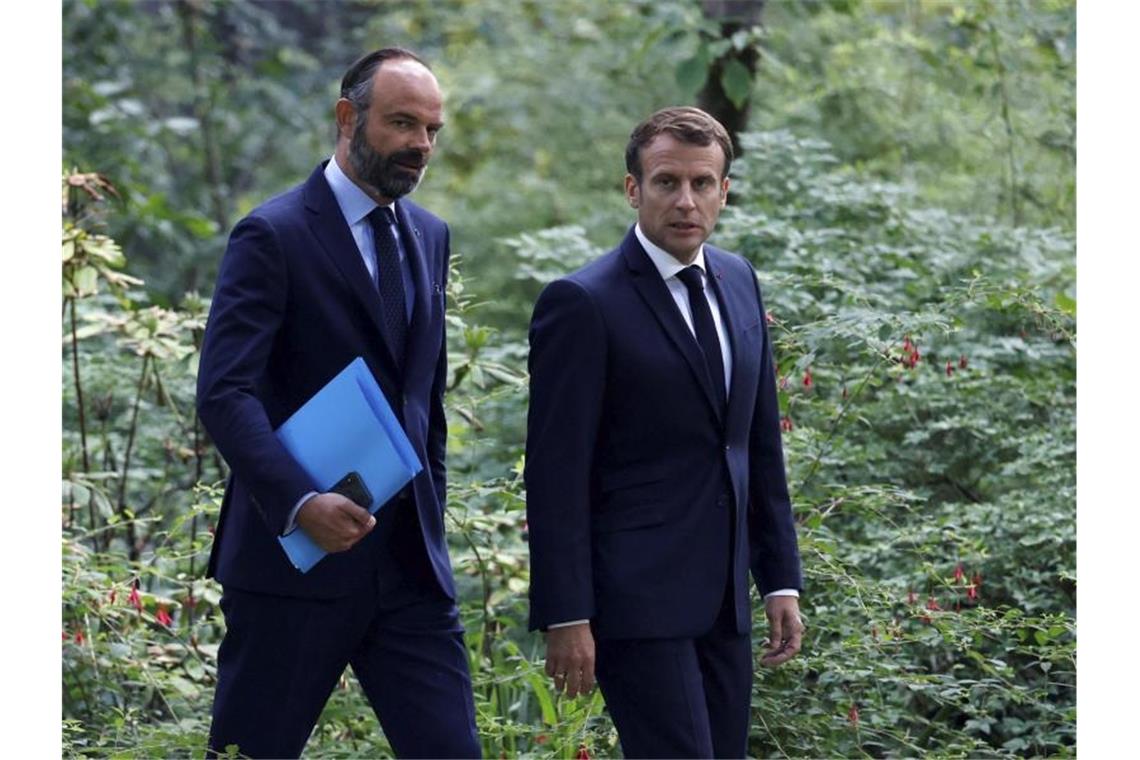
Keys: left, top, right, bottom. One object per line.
{"left": 595, "top": 590, "right": 752, "bottom": 759}
{"left": 206, "top": 505, "right": 480, "bottom": 758}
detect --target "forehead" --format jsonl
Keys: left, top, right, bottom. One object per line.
{"left": 640, "top": 133, "right": 725, "bottom": 177}
{"left": 369, "top": 59, "right": 443, "bottom": 118}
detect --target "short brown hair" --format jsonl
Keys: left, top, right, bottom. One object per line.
{"left": 625, "top": 106, "right": 734, "bottom": 182}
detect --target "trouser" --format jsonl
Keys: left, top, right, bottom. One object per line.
{"left": 206, "top": 502, "right": 480, "bottom": 758}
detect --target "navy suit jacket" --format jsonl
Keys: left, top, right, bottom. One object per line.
{"left": 525, "top": 228, "right": 802, "bottom": 639}
{"left": 197, "top": 163, "right": 454, "bottom": 600}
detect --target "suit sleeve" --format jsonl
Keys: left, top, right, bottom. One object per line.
{"left": 524, "top": 278, "right": 607, "bottom": 631}
{"left": 196, "top": 214, "right": 315, "bottom": 536}
{"left": 746, "top": 266, "right": 804, "bottom": 595}
{"left": 427, "top": 225, "right": 450, "bottom": 511}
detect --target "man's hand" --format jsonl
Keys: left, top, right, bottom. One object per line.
{"left": 296, "top": 492, "right": 376, "bottom": 553}
{"left": 544, "top": 623, "right": 596, "bottom": 698}
{"left": 760, "top": 595, "right": 803, "bottom": 668}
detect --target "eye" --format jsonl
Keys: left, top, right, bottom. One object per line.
{"left": 655, "top": 176, "right": 675, "bottom": 189}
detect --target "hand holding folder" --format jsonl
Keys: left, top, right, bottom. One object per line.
{"left": 274, "top": 357, "right": 423, "bottom": 573}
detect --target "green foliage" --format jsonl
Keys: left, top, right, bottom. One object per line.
{"left": 63, "top": 1, "right": 1073, "bottom": 757}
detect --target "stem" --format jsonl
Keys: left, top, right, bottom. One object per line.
{"left": 68, "top": 296, "right": 93, "bottom": 534}
{"left": 69, "top": 297, "right": 91, "bottom": 474}
{"left": 988, "top": 21, "right": 1021, "bottom": 227}
{"left": 117, "top": 353, "right": 151, "bottom": 562}
{"left": 177, "top": 0, "right": 230, "bottom": 238}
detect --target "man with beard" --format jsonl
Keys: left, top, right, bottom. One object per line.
{"left": 197, "top": 48, "right": 480, "bottom": 758}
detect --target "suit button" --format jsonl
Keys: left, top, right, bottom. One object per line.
{"left": 724, "top": 444, "right": 731, "bottom": 452}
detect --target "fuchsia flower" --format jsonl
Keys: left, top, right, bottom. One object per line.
{"left": 108, "top": 589, "right": 117, "bottom": 605}
{"left": 945, "top": 361, "right": 954, "bottom": 377}
{"left": 74, "top": 629, "right": 85, "bottom": 645}
{"left": 907, "top": 590, "right": 917, "bottom": 605}
{"left": 128, "top": 585, "right": 142, "bottom": 612}
{"left": 953, "top": 564, "right": 965, "bottom": 584}
{"left": 766, "top": 311, "right": 775, "bottom": 325}
{"left": 780, "top": 416, "right": 794, "bottom": 433}
{"left": 926, "top": 597, "right": 941, "bottom": 611}
{"left": 848, "top": 704, "right": 860, "bottom": 727}
{"left": 802, "top": 368, "right": 813, "bottom": 389}
{"left": 967, "top": 585, "right": 979, "bottom": 601}
{"left": 156, "top": 606, "right": 173, "bottom": 628}
{"left": 778, "top": 375, "right": 790, "bottom": 390}
{"left": 577, "top": 746, "right": 592, "bottom": 759}
{"left": 959, "top": 355, "right": 968, "bottom": 369}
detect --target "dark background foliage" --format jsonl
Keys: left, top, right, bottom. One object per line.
{"left": 60, "top": 0, "right": 1075, "bottom": 756}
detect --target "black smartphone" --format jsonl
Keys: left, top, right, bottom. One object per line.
{"left": 330, "top": 471, "right": 373, "bottom": 508}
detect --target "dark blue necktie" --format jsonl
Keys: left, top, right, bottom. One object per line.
{"left": 367, "top": 206, "right": 407, "bottom": 363}
{"left": 677, "top": 265, "right": 726, "bottom": 412}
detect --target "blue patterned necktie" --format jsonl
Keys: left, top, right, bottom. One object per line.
{"left": 676, "top": 265, "right": 727, "bottom": 412}
{"left": 367, "top": 206, "right": 407, "bottom": 363}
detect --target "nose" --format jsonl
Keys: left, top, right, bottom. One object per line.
{"left": 676, "top": 184, "right": 696, "bottom": 211}
{"left": 411, "top": 126, "right": 433, "bottom": 156}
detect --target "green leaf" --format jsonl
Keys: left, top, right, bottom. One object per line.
{"left": 676, "top": 52, "right": 709, "bottom": 93}
{"left": 720, "top": 58, "right": 753, "bottom": 109}
{"left": 1054, "top": 292, "right": 1075, "bottom": 316}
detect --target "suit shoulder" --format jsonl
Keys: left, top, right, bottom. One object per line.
{"left": 561, "top": 246, "right": 625, "bottom": 290}
{"left": 399, "top": 198, "right": 448, "bottom": 235}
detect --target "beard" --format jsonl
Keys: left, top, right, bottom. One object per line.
{"left": 347, "top": 119, "right": 426, "bottom": 200}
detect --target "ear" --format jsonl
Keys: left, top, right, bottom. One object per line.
{"left": 720, "top": 176, "right": 730, "bottom": 208}
{"left": 624, "top": 174, "right": 640, "bottom": 209}
{"left": 334, "top": 98, "right": 358, "bottom": 142}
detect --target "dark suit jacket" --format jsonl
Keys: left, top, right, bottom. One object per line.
{"left": 525, "top": 228, "right": 802, "bottom": 639}
{"left": 197, "top": 162, "right": 454, "bottom": 600}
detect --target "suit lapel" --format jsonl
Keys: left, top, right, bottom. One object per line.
{"left": 301, "top": 165, "right": 401, "bottom": 373}
{"left": 706, "top": 247, "right": 762, "bottom": 437}
{"left": 394, "top": 200, "right": 433, "bottom": 381}
{"left": 622, "top": 230, "right": 724, "bottom": 425}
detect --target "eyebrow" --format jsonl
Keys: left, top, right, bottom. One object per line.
{"left": 385, "top": 110, "right": 445, "bottom": 128}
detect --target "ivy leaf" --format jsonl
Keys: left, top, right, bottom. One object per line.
{"left": 720, "top": 58, "right": 753, "bottom": 109}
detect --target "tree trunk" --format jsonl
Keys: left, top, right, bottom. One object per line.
{"left": 697, "top": 0, "right": 766, "bottom": 158}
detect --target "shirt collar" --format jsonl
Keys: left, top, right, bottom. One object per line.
{"left": 634, "top": 223, "right": 707, "bottom": 283}
{"left": 324, "top": 155, "right": 396, "bottom": 226}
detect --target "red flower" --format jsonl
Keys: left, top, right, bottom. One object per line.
{"left": 908, "top": 347, "right": 920, "bottom": 368}
{"left": 848, "top": 703, "right": 859, "bottom": 727}
{"left": 780, "top": 416, "right": 794, "bottom": 433}
{"left": 778, "top": 375, "right": 790, "bottom": 390}
{"left": 926, "top": 596, "right": 941, "bottom": 611}
{"left": 967, "top": 585, "right": 978, "bottom": 601}
{"left": 74, "top": 629, "right": 85, "bottom": 645}
{"left": 802, "top": 368, "right": 813, "bottom": 389}
{"left": 920, "top": 613, "right": 932, "bottom": 624}
{"left": 535, "top": 734, "right": 548, "bottom": 746}
{"left": 156, "top": 606, "right": 173, "bottom": 628}
{"left": 766, "top": 311, "right": 775, "bottom": 325}
{"left": 578, "top": 746, "right": 591, "bottom": 759}
{"left": 903, "top": 336, "right": 913, "bottom": 353}
{"left": 959, "top": 355, "right": 968, "bottom": 369}
{"left": 972, "top": 572, "right": 983, "bottom": 588}
{"left": 128, "top": 585, "right": 142, "bottom": 611}
{"left": 108, "top": 589, "right": 117, "bottom": 605}
{"left": 62, "top": 630, "right": 69, "bottom": 642}
{"left": 907, "top": 589, "right": 917, "bottom": 605}
{"left": 945, "top": 360, "right": 954, "bottom": 377}
{"left": 953, "top": 564, "right": 965, "bottom": 584}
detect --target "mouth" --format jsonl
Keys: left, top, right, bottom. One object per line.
{"left": 669, "top": 221, "right": 702, "bottom": 233}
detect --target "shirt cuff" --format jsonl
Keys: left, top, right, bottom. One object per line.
{"left": 548, "top": 619, "right": 590, "bottom": 629}
{"left": 764, "top": 588, "right": 800, "bottom": 600}
{"left": 283, "top": 491, "right": 318, "bottom": 535}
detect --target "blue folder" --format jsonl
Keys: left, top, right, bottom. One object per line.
{"left": 275, "top": 357, "right": 423, "bottom": 573}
